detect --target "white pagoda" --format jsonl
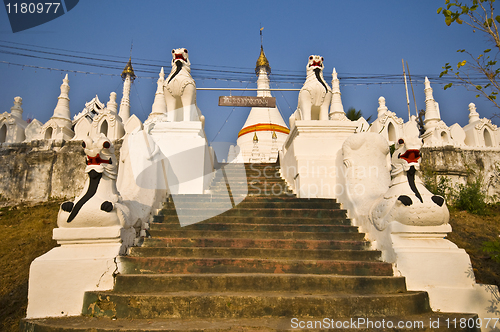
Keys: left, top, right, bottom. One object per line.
{"left": 235, "top": 46, "right": 289, "bottom": 162}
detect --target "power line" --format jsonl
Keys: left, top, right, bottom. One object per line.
{"left": 0, "top": 39, "right": 491, "bottom": 86}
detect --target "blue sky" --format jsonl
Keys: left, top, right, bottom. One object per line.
{"left": 0, "top": 0, "right": 497, "bottom": 145}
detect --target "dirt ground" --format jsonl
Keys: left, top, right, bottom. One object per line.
{"left": 446, "top": 205, "right": 500, "bottom": 288}
{"left": 0, "top": 201, "right": 60, "bottom": 332}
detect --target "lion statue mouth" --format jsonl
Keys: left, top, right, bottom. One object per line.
{"left": 399, "top": 149, "right": 420, "bottom": 164}
{"left": 174, "top": 53, "right": 186, "bottom": 62}
{"left": 86, "top": 154, "right": 112, "bottom": 166}
{"left": 309, "top": 60, "right": 323, "bottom": 68}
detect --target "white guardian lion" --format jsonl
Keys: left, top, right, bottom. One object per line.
{"left": 291, "top": 55, "right": 332, "bottom": 123}
{"left": 164, "top": 48, "right": 198, "bottom": 122}
{"left": 57, "top": 134, "right": 134, "bottom": 229}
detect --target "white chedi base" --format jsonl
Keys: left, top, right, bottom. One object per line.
{"left": 128, "top": 120, "right": 213, "bottom": 195}
{"left": 281, "top": 120, "right": 358, "bottom": 198}
{"left": 26, "top": 226, "right": 134, "bottom": 318}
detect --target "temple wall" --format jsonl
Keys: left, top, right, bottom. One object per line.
{"left": 0, "top": 140, "right": 122, "bottom": 203}
{"left": 421, "top": 146, "right": 500, "bottom": 201}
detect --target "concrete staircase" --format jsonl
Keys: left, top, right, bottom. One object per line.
{"left": 21, "top": 163, "right": 479, "bottom": 331}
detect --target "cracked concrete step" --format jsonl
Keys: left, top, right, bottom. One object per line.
{"left": 19, "top": 314, "right": 482, "bottom": 332}
{"left": 209, "top": 185, "right": 289, "bottom": 191}
{"left": 154, "top": 215, "right": 352, "bottom": 225}
{"left": 211, "top": 177, "right": 288, "bottom": 183}
{"left": 147, "top": 229, "right": 365, "bottom": 240}
{"left": 118, "top": 256, "right": 392, "bottom": 275}
{"left": 163, "top": 201, "right": 341, "bottom": 209}
{"left": 113, "top": 274, "right": 406, "bottom": 294}
{"left": 128, "top": 247, "right": 382, "bottom": 261}
{"left": 209, "top": 188, "right": 293, "bottom": 195}
{"left": 141, "top": 238, "right": 371, "bottom": 250}
{"left": 160, "top": 207, "right": 348, "bottom": 218}
{"left": 81, "top": 291, "right": 431, "bottom": 320}
{"left": 166, "top": 196, "right": 330, "bottom": 203}
{"left": 150, "top": 223, "right": 358, "bottom": 233}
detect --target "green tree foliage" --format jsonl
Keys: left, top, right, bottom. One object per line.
{"left": 438, "top": 0, "right": 500, "bottom": 112}
{"left": 455, "top": 176, "right": 488, "bottom": 214}
{"left": 483, "top": 240, "right": 500, "bottom": 263}
{"left": 346, "top": 107, "right": 372, "bottom": 122}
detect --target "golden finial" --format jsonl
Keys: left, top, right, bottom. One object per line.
{"left": 256, "top": 45, "right": 271, "bottom": 75}
{"left": 272, "top": 130, "right": 277, "bottom": 139}
{"left": 253, "top": 131, "right": 259, "bottom": 143}
{"left": 121, "top": 57, "right": 136, "bottom": 81}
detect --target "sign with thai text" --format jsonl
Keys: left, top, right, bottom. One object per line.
{"left": 219, "top": 96, "right": 276, "bottom": 108}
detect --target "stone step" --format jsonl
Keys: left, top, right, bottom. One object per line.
{"left": 162, "top": 201, "right": 341, "bottom": 210}
{"left": 160, "top": 207, "right": 348, "bottom": 219}
{"left": 211, "top": 179, "right": 288, "bottom": 185}
{"left": 128, "top": 247, "right": 381, "bottom": 261}
{"left": 148, "top": 229, "right": 365, "bottom": 240}
{"left": 81, "top": 291, "right": 431, "bottom": 319}
{"left": 19, "top": 314, "right": 482, "bottom": 332}
{"left": 168, "top": 195, "right": 330, "bottom": 203}
{"left": 209, "top": 186, "right": 291, "bottom": 193}
{"left": 210, "top": 185, "right": 293, "bottom": 196}
{"left": 198, "top": 192, "right": 295, "bottom": 198}
{"left": 113, "top": 273, "right": 406, "bottom": 294}
{"left": 211, "top": 177, "right": 285, "bottom": 183}
{"left": 118, "top": 256, "right": 392, "bottom": 276}
{"left": 150, "top": 223, "right": 357, "bottom": 233}
{"left": 154, "top": 215, "right": 352, "bottom": 225}
{"left": 141, "top": 237, "right": 370, "bottom": 250}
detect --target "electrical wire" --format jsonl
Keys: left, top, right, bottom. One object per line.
{"left": 0, "top": 39, "right": 491, "bottom": 86}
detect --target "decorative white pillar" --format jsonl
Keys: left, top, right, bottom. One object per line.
{"left": 10, "top": 96, "right": 23, "bottom": 118}
{"left": 423, "top": 77, "right": 440, "bottom": 131}
{"left": 377, "top": 96, "right": 388, "bottom": 117}
{"left": 53, "top": 74, "right": 71, "bottom": 121}
{"left": 119, "top": 58, "right": 136, "bottom": 123}
{"left": 249, "top": 132, "right": 262, "bottom": 163}
{"left": 468, "top": 102, "right": 480, "bottom": 124}
{"left": 41, "top": 74, "right": 74, "bottom": 140}
{"left": 329, "top": 68, "right": 347, "bottom": 121}
{"left": 149, "top": 67, "right": 168, "bottom": 119}
{"left": 107, "top": 92, "right": 118, "bottom": 114}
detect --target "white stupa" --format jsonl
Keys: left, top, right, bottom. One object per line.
{"left": 235, "top": 46, "right": 289, "bottom": 163}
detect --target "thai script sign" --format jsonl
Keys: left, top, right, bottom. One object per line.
{"left": 219, "top": 96, "right": 276, "bottom": 108}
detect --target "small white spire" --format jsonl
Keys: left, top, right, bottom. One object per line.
{"left": 160, "top": 67, "right": 165, "bottom": 81}
{"left": 256, "top": 67, "right": 272, "bottom": 97}
{"left": 250, "top": 135, "right": 261, "bottom": 163}
{"left": 107, "top": 92, "right": 118, "bottom": 114}
{"left": 151, "top": 67, "right": 167, "bottom": 116}
{"left": 10, "top": 96, "right": 23, "bottom": 118}
{"left": 52, "top": 74, "right": 71, "bottom": 120}
{"left": 377, "top": 96, "right": 388, "bottom": 116}
{"left": 118, "top": 75, "right": 131, "bottom": 123}
{"left": 329, "top": 67, "right": 346, "bottom": 120}
{"left": 468, "top": 102, "right": 480, "bottom": 123}
{"left": 423, "top": 77, "right": 440, "bottom": 130}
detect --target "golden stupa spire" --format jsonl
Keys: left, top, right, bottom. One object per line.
{"left": 256, "top": 27, "right": 271, "bottom": 75}
{"left": 121, "top": 57, "right": 136, "bottom": 81}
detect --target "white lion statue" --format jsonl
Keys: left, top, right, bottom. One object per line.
{"left": 57, "top": 134, "right": 135, "bottom": 229}
{"left": 164, "top": 48, "right": 201, "bottom": 122}
{"left": 343, "top": 118, "right": 449, "bottom": 231}
{"left": 289, "top": 55, "right": 332, "bottom": 127}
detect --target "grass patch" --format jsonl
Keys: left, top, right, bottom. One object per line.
{"left": 0, "top": 201, "right": 60, "bottom": 332}
{"left": 447, "top": 204, "right": 500, "bottom": 288}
